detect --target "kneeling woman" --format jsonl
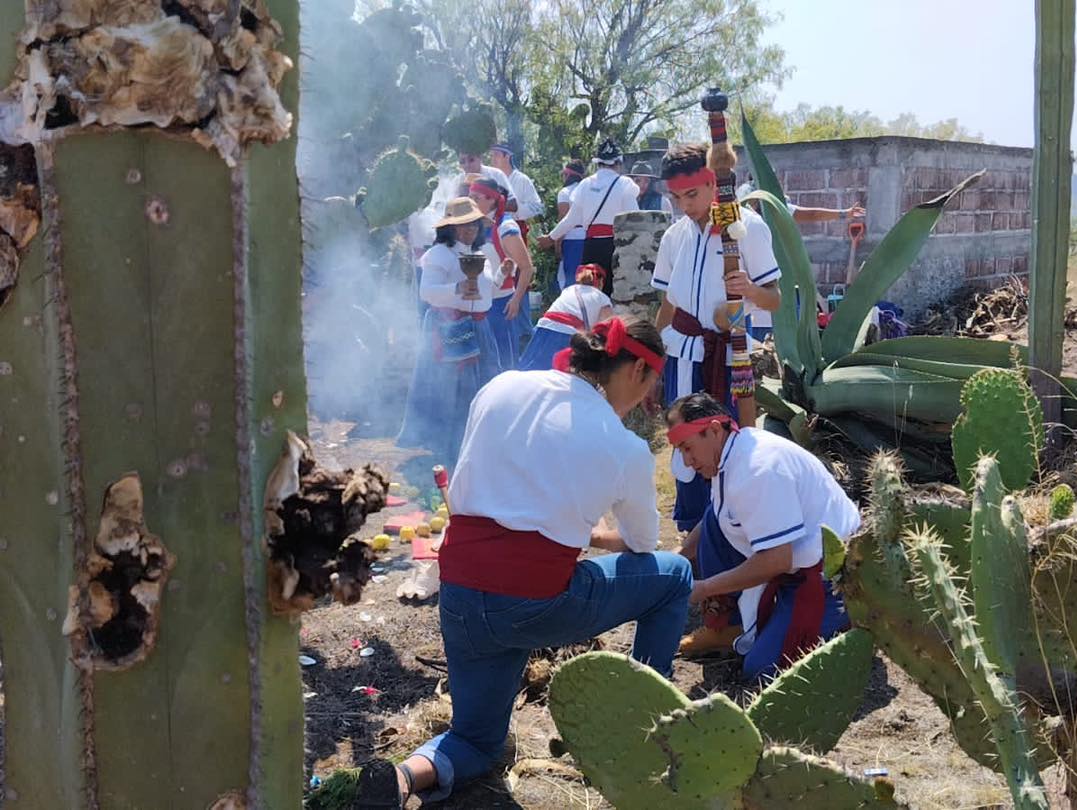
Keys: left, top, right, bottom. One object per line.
{"left": 397, "top": 197, "right": 512, "bottom": 470}
{"left": 518, "top": 263, "right": 613, "bottom": 371}
{"left": 360, "top": 318, "right": 693, "bottom": 806}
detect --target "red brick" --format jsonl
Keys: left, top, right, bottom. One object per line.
{"left": 832, "top": 167, "right": 868, "bottom": 189}
{"left": 991, "top": 212, "right": 1008, "bottom": 230}
{"left": 911, "top": 167, "right": 935, "bottom": 190}
{"left": 785, "top": 169, "right": 828, "bottom": 191}
{"left": 1014, "top": 192, "right": 1031, "bottom": 211}
{"left": 975, "top": 213, "right": 992, "bottom": 232}
{"left": 955, "top": 214, "right": 975, "bottom": 233}
{"left": 1015, "top": 172, "right": 1030, "bottom": 190}
{"left": 937, "top": 213, "right": 957, "bottom": 234}
{"left": 1013, "top": 255, "right": 1028, "bottom": 274}
{"left": 799, "top": 221, "right": 824, "bottom": 237}
{"left": 996, "top": 172, "right": 1015, "bottom": 190}
{"left": 979, "top": 190, "right": 996, "bottom": 209}
{"left": 797, "top": 191, "right": 840, "bottom": 208}
{"left": 902, "top": 191, "right": 917, "bottom": 211}
{"left": 996, "top": 256, "right": 1014, "bottom": 275}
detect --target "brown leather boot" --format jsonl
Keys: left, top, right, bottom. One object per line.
{"left": 678, "top": 624, "right": 742, "bottom": 657}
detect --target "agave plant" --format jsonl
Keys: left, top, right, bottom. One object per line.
{"left": 738, "top": 115, "right": 1045, "bottom": 466}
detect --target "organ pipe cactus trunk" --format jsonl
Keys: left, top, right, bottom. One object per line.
{"left": 0, "top": 2, "right": 361, "bottom": 807}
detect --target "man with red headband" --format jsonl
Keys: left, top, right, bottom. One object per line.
{"left": 651, "top": 143, "right": 782, "bottom": 536}
{"left": 666, "top": 392, "right": 857, "bottom": 673}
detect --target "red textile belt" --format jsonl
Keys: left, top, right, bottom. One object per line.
{"left": 670, "top": 308, "right": 729, "bottom": 405}
{"left": 585, "top": 224, "right": 614, "bottom": 239}
{"left": 439, "top": 515, "right": 580, "bottom": 599}
{"left": 435, "top": 308, "right": 487, "bottom": 322}
{"left": 542, "top": 311, "right": 585, "bottom": 330}
{"left": 756, "top": 561, "right": 826, "bottom": 668}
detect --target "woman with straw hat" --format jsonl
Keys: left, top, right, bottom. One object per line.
{"left": 397, "top": 197, "right": 514, "bottom": 469}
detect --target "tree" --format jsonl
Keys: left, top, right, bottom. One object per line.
{"left": 533, "top": 0, "right": 787, "bottom": 145}
{"left": 740, "top": 101, "right": 984, "bottom": 144}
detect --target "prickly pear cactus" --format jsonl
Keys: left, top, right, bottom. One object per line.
{"left": 356, "top": 135, "right": 439, "bottom": 228}
{"left": 906, "top": 527, "right": 1049, "bottom": 809}
{"left": 742, "top": 747, "right": 904, "bottom": 809}
{"left": 951, "top": 368, "right": 1043, "bottom": 492}
{"left": 747, "top": 629, "right": 874, "bottom": 754}
{"left": 0, "top": 2, "right": 322, "bottom": 807}
{"left": 441, "top": 102, "right": 498, "bottom": 157}
{"left": 649, "top": 698, "right": 763, "bottom": 798}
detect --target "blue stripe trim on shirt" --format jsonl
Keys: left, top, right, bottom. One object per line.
{"left": 750, "top": 523, "right": 805, "bottom": 546}
{"left": 652, "top": 277, "right": 669, "bottom": 288}
{"left": 751, "top": 266, "right": 780, "bottom": 284}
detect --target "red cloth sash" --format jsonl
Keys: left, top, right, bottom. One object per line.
{"left": 755, "top": 561, "right": 826, "bottom": 668}
{"left": 670, "top": 308, "right": 730, "bottom": 405}
{"left": 542, "top": 311, "right": 585, "bottom": 330}
{"left": 585, "top": 224, "right": 614, "bottom": 239}
{"left": 438, "top": 515, "right": 580, "bottom": 599}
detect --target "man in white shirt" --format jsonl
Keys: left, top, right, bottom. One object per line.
{"left": 667, "top": 392, "right": 858, "bottom": 675}
{"left": 651, "top": 143, "right": 781, "bottom": 533}
{"left": 489, "top": 143, "right": 544, "bottom": 242}
{"left": 453, "top": 151, "right": 517, "bottom": 212}
{"left": 538, "top": 138, "right": 639, "bottom": 297}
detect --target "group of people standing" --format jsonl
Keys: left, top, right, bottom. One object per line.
{"left": 361, "top": 135, "right": 868, "bottom": 808}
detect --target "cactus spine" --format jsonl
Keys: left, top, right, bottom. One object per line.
{"left": 0, "top": 2, "right": 312, "bottom": 807}
{"left": 906, "top": 527, "right": 1048, "bottom": 809}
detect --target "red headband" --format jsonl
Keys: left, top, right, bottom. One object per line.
{"left": 666, "top": 416, "right": 738, "bottom": 446}
{"left": 665, "top": 168, "right": 716, "bottom": 192}
{"left": 469, "top": 182, "right": 503, "bottom": 202}
{"left": 576, "top": 262, "right": 607, "bottom": 285}
{"left": 553, "top": 317, "right": 665, "bottom": 375}
{"left": 470, "top": 182, "right": 508, "bottom": 262}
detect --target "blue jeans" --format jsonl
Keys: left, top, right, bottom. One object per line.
{"left": 413, "top": 551, "right": 693, "bottom": 800}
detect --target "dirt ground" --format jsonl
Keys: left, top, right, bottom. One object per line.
{"left": 301, "top": 420, "right": 1069, "bottom": 810}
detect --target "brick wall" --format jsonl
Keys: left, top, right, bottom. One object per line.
{"left": 740, "top": 137, "right": 1034, "bottom": 317}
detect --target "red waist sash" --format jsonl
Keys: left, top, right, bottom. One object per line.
{"left": 756, "top": 561, "right": 826, "bottom": 668}
{"left": 542, "top": 311, "right": 585, "bottom": 330}
{"left": 585, "top": 224, "right": 614, "bottom": 239}
{"left": 435, "top": 307, "right": 488, "bottom": 322}
{"left": 670, "top": 308, "right": 730, "bottom": 405}
{"left": 439, "top": 515, "right": 580, "bottom": 599}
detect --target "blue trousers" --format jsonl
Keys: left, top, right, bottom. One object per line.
{"left": 414, "top": 551, "right": 693, "bottom": 800}
{"left": 697, "top": 506, "right": 849, "bottom": 681}
{"left": 486, "top": 296, "right": 518, "bottom": 370}
{"left": 559, "top": 238, "right": 585, "bottom": 289}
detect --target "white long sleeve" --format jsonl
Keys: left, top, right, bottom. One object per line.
{"left": 510, "top": 170, "right": 544, "bottom": 221}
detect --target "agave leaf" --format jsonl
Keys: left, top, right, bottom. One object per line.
{"left": 821, "top": 170, "right": 985, "bottom": 365}
{"left": 756, "top": 377, "right": 802, "bottom": 422}
{"left": 828, "top": 352, "right": 993, "bottom": 380}
{"left": 809, "top": 366, "right": 966, "bottom": 423}
{"left": 823, "top": 415, "right": 949, "bottom": 479}
{"left": 856, "top": 335, "right": 1028, "bottom": 366}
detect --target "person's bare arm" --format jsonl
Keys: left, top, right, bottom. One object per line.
{"left": 724, "top": 273, "right": 781, "bottom": 312}
{"left": 656, "top": 294, "right": 675, "bottom": 331}
{"left": 691, "top": 544, "right": 793, "bottom": 604}
{"left": 679, "top": 520, "right": 702, "bottom": 561}
{"left": 503, "top": 233, "right": 533, "bottom": 319}
{"left": 590, "top": 517, "right": 629, "bottom": 552}
{"left": 792, "top": 204, "right": 865, "bottom": 224}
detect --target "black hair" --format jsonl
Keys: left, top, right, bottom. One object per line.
{"left": 660, "top": 143, "right": 709, "bottom": 180}
{"left": 434, "top": 224, "right": 458, "bottom": 246}
{"left": 666, "top": 392, "right": 732, "bottom": 425}
{"left": 567, "top": 317, "right": 664, "bottom": 383}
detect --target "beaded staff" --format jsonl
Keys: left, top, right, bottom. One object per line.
{"left": 702, "top": 87, "right": 756, "bottom": 427}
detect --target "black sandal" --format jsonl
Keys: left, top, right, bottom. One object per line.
{"left": 355, "top": 759, "right": 406, "bottom": 809}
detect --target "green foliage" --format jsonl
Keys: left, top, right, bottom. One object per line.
{"left": 821, "top": 525, "right": 846, "bottom": 578}
{"left": 442, "top": 103, "right": 498, "bottom": 157}
{"left": 549, "top": 652, "right": 891, "bottom": 807}
{"left": 357, "top": 136, "right": 439, "bottom": 229}
{"left": 1050, "top": 483, "right": 1075, "bottom": 518}
{"left": 305, "top": 769, "right": 361, "bottom": 810}
{"left": 747, "top": 629, "right": 873, "bottom": 754}
{"left": 951, "top": 369, "right": 1043, "bottom": 492}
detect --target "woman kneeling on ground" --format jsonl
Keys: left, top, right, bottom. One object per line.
{"left": 357, "top": 317, "right": 693, "bottom": 807}
{"left": 518, "top": 263, "right": 613, "bottom": 371}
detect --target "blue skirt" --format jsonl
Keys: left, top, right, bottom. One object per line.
{"left": 518, "top": 326, "right": 572, "bottom": 371}
{"left": 397, "top": 311, "right": 499, "bottom": 470}
{"left": 486, "top": 296, "right": 519, "bottom": 370}
{"left": 560, "top": 239, "right": 585, "bottom": 289}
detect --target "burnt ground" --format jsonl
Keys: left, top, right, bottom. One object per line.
{"left": 301, "top": 422, "right": 1069, "bottom": 810}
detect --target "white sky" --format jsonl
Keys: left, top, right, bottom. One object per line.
{"left": 762, "top": 0, "right": 1075, "bottom": 150}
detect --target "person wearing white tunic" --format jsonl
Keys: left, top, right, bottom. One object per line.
{"left": 453, "top": 151, "right": 517, "bottom": 211}
{"left": 518, "top": 263, "right": 613, "bottom": 371}
{"left": 355, "top": 317, "right": 691, "bottom": 807}
{"left": 489, "top": 143, "right": 544, "bottom": 236}
{"left": 651, "top": 143, "right": 781, "bottom": 535}
{"left": 666, "top": 392, "right": 858, "bottom": 677}
{"left": 553, "top": 160, "right": 587, "bottom": 290}
{"left": 397, "top": 198, "right": 511, "bottom": 470}
{"left": 538, "top": 139, "right": 639, "bottom": 297}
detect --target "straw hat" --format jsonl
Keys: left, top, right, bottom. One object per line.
{"left": 436, "top": 197, "right": 485, "bottom": 228}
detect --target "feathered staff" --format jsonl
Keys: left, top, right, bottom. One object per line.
{"left": 702, "top": 87, "right": 755, "bottom": 427}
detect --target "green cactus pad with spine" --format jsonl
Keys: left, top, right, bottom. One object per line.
{"left": 951, "top": 369, "right": 1043, "bottom": 492}
{"left": 549, "top": 652, "right": 692, "bottom": 809}
{"left": 747, "top": 629, "right": 874, "bottom": 754}
{"left": 649, "top": 697, "right": 763, "bottom": 798}
{"left": 742, "top": 747, "right": 905, "bottom": 808}
{"left": 969, "top": 458, "right": 1034, "bottom": 682}
{"left": 907, "top": 529, "right": 1048, "bottom": 809}
{"left": 821, "top": 525, "right": 846, "bottom": 579}
{"left": 359, "top": 135, "right": 438, "bottom": 228}
{"left": 1049, "top": 483, "right": 1075, "bottom": 519}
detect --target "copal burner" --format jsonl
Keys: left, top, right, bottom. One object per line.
{"left": 458, "top": 253, "right": 486, "bottom": 300}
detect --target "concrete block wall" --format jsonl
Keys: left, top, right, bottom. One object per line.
{"left": 739, "top": 137, "right": 1033, "bottom": 317}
